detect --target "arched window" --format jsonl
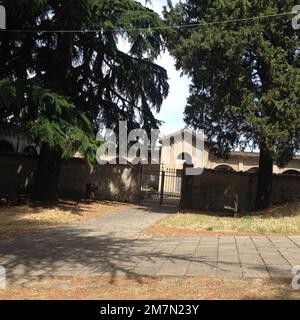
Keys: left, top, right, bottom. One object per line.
{"left": 23, "top": 146, "right": 38, "bottom": 156}
{"left": 214, "top": 165, "right": 235, "bottom": 172}
{"left": 0, "top": 140, "right": 14, "bottom": 154}
{"left": 177, "top": 152, "right": 193, "bottom": 165}
{"left": 282, "top": 170, "right": 300, "bottom": 176}
{"left": 246, "top": 167, "right": 259, "bottom": 174}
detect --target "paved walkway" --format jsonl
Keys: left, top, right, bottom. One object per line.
{"left": 1, "top": 206, "right": 300, "bottom": 281}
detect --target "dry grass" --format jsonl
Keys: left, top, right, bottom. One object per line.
{"left": 0, "top": 200, "right": 132, "bottom": 238}
{"left": 0, "top": 276, "right": 299, "bottom": 300}
{"left": 144, "top": 201, "right": 300, "bottom": 236}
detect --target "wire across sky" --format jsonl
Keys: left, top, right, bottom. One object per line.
{"left": 0, "top": 11, "right": 296, "bottom": 34}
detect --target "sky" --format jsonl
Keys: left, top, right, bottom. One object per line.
{"left": 136, "top": 0, "right": 190, "bottom": 135}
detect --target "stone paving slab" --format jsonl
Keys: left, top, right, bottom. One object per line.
{"left": 0, "top": 206, "right": 300, "bottom": 281}
{"left": 157, "top": 261, "right": 191, "bottom": 276}
{"left": 242, "top": 265, "right": 270, "bottom": 278}
{"left": 268, "top": 265, "right": 295, "bottom": 279}
{"left": 186, "top": 262, "right": 217, "bottom": 277}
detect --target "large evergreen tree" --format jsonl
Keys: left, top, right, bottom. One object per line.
{"left": 0, "top": 0, "right": 169, "bottom": 200}
{"left": 164, "top": 0, "right": 300, "bottom": 210}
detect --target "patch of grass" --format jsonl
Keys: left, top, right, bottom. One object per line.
{"left": 148, "top": 201, "right": 300, "bottom": 236}
{"left": 0, "top": 200, "right": 131, "bottom": 237}
{"left": 0, "top": 276, "right": 299, "bottom": 300}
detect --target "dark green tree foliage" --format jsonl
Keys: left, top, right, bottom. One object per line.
{"left": 164, "top": 0, "right": 300, "bottom": 209}
{"left": 0, "top": 0, "right": 169, "bottom": 199}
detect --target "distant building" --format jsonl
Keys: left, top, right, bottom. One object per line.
{"left": 161, "top": 128, "right": 300, "bottom": 176}
{"left": 1, "top": 128, "right": 300, "bottom": 176}
{"left": 0, "top": 135, "right": 39, "bottom": 156}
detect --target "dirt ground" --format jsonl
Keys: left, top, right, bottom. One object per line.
{"left": 0, "top": 276, "right": 299, "bottom": 300}
{"left": 142, "top": 202, "right": 300, "bottom": 237}
{"left": 0, "top": 200, "right": 133, "bottom": 238}
{"left": 142, "top": 224, "right": 263, "bottom": 237}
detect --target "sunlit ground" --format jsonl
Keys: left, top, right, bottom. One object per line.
{"left": 0, "top": 276, "right": 299, "bottom": 300}
{"left": 0, "top": 200, "right": 132, "bottom": 238}
{"left": 144, "top": 201, "right": 300, "bottom": 236}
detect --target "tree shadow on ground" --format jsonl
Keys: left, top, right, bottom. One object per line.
{"left": 133, "top": 205, "right": 179, "bottom": 214}
{"left": 0, "top": 224, "right": 280, "bottom": 285}
{"left": 0, "top": 199, "right": 130, "bottom": 215}
{"left": 0, "top": 199, "right": 132, "bottom": 234}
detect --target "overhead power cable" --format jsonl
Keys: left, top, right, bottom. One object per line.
{"left": 0, "top": 11, "right": 295, "bottom": 34}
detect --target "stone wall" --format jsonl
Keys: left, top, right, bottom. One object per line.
{"left": 0, "top": 155, "right": 37, "bottom": 192}
{"left": 0, "top": 156, "right": 142, "bottom": 202}
{"left": 2, "top": 155, "right": 300, "bottom": 210}
{"left": 187, "top": 170, "right": 300, "bottom": 212}
{"left": 272, "top": 174, "right": 300, "bottom": 205}
{"left": 58, "top": 159, "right": 142, "bottom": 202}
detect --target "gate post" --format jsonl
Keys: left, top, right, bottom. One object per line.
{"left": 180, "top": 163, "right": 193, "bottom": 209}
{"left": 159, "top": 170, "right": 165, "bottom": 205}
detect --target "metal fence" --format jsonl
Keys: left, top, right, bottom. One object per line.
{"left": 141, "top": 167, "right": 182, "bottom": 207}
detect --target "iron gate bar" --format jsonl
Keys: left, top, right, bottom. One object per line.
{"left": 141, "top": 166, "right": 183, "bottom": 207}
{"left": 159, "top": 170, "right": 165, "bottom": 206}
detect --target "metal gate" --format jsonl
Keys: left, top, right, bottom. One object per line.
{"left": 141, "top": 166, "right": 183, "bottom": 207}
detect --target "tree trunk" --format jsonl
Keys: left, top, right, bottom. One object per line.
{"left": 33, "top": 6, "right": 72, "bottom": 201}
{"left": 255, "top": 145, "right": 273, "bottom": 210}
{"left": 33, "top": 145, "right": 62, "bottom": 201}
